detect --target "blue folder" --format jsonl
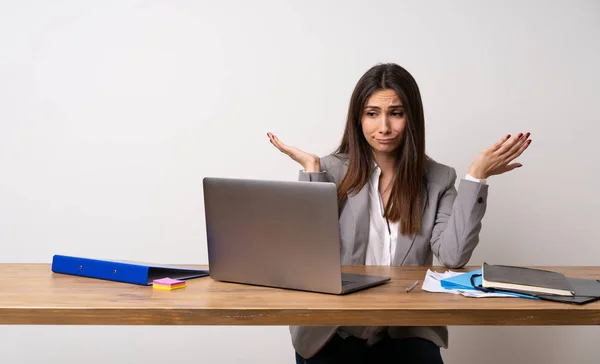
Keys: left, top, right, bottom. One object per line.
{"left": 440, "top": 269, "right": 539, "bottom": 300}
{"left": 51, "top": 254, "right": 209, "bottom": 285}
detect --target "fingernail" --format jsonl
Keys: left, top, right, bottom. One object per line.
{"left": 527, "top": 140, "right": 532, "bottom": 144}
{"left": 507, "top": 134, "right": 511, "bottom": 138}
{"left": 526, "top": 132, "right": 530, "bottom": 137}
{"left": 518, "top": 133, "right": 523, "bottom": 138}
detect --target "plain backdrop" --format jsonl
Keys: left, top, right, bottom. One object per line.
{"left": 1, "top": 0, "right": 599, "bottom": 363}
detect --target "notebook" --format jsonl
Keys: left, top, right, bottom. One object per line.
{"left": 481, "top": 262, "right": 575, "bottom": 297}
{"left": 440, "top": 269, "right": 538, "bottom": 299}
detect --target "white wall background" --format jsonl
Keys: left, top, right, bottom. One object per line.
{"left": 1, "top": 0, "right": 599, "bottom": 363}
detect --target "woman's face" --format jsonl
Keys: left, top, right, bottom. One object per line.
{"left": 361, "top": 89, "right": 406, "bottom": 156}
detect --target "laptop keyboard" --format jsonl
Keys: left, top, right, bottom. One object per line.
{"left": 342, "top": 273, "right": 366, "bottom": 286}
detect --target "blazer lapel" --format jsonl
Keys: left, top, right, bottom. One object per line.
{"left": 345, "top": 182, "right": 370, "bottom": 265}
{"left": 336, "top": 159, "right": 371, "bottom": 265}
{"left": 394, "top": 181, "right": 428, "bottom": 265}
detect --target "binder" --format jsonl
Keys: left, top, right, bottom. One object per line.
{"left": 536, "top": 277, "right": 600, "bottom": 304}
{"left": 51, "top": 254, "right": 209, "bottom": 285}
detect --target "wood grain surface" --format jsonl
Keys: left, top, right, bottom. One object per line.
{"left": 2, "top": 264, "right": 600, "bottom": 326}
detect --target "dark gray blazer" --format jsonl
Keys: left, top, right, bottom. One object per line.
{"left": 290, "top": 153, "right": 489, "bottom": 359}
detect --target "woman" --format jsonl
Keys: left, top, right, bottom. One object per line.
{"left": 267, "top": 63, "right": 531, "bottom": 364}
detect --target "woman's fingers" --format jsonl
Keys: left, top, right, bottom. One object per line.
{"left": 504, "top": 162, "right": 523, "bottom": 172}
{"left": 489, "top": 134, "right": 512, "bottom": 152}
{"left": 265, "top": 132, "right": 319, "bottom": 172}
{"left": 267, "top": 132, "right": 307, "bottom": 164}
{"left": 494, "top": 133, "right": 522, "bottom": 155}
{"left": 268, "top": 132, "right": 290, "bottom": 154}
{"left": 504, "top": 137, "right": 532, "bottom": 164}
{"left": 495, "top": 132, "right": 529, "bottom": 157}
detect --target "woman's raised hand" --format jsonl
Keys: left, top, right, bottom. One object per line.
{"left": 267, "top": 132, "right": 321, "bottom": 172}
{"left": 468, "top": 132, "right": 532, "bottom": 179}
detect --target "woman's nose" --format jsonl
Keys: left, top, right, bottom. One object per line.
{"left": 378, "top": 116, "right": 391, "bottom": 134}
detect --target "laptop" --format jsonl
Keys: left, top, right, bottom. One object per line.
{"left": 202, "top": 177, "right": 391, "bottom": 294}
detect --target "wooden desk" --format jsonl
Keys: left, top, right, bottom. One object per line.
{"left": 1, "top": 264, "right": 599, "bottom": 326}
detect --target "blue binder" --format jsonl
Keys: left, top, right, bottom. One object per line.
{"left": 51, "top": 254, "right": 209, "bottom": 285}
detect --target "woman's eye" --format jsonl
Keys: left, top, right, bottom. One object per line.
{"left": 366, "top": 112, "right": 377, "bottom": 117}
{"left": 392, "top": 112, "right": 404, "bottom": 117}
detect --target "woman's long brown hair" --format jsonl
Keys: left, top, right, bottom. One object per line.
{"left": 334, "top": 63, "right": 426, "bottom": 236}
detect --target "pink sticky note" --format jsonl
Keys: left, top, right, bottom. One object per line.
{"left": 153, "top": 277, "right": 185, "bottom": 285}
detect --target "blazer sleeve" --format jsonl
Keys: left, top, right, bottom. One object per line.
{"left": 297, "top": 157, "right": 335, "bottom": 183}
{"left": 429, "top": 168, "right": 488, "bottom": 268}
